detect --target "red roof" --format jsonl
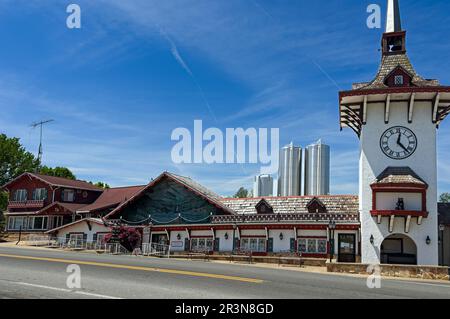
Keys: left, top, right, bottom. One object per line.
{"left": 36, "top": 202, "right": 88, "bottom": 216}
{"left": 77, "top": 185, "right": 145, "bottom": 213}
{"left": 2, "top": 172, "right": 103, "bottom": 192}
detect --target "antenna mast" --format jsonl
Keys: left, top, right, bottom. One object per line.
{"left": 30, "top": 119, "right": 54, "bottom": 165}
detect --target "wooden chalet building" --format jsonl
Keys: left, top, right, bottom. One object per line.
{"left": 2, "top": 173, "right": 103, "bottom": 237}
{"left": 98, "top": 172, "right": 360, "bottom": 262}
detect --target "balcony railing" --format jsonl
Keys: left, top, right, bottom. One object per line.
{"left": 7, "top": 200, "right": 45, "bottom": 209}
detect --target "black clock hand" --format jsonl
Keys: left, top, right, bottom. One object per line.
{"left": 398, "top": 142, "right": 410, "bottom": 153}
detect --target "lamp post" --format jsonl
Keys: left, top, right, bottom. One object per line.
{"left": 328, "top": 220, "right": 336, "bottom": 262}
{"left": 439, "top": 224, "right": 445, "bottom": 265}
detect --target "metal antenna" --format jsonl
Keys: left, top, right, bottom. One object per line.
{"left": 30, "top": 119, "right": 54, "bottom": 164}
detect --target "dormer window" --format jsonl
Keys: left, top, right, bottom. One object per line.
{"left": 394, "top": 75, "right": 404, "bottom": 86}
{"left": 255, "top": 199, "right": 274, "bottom": 214}
{"left": 307, "top": 197, "right": 327, "bottom": 214}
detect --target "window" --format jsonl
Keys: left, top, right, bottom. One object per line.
{"left": 29, "top": 216, "right": 48, "bottom": 230}
{"left": 394, "top": 75, "right": 404, "bottom": 85}
{"left": 240, "top": 238, "right": 266, "bottom": 252}
{"left": 7, "top": 216, "right": 27, "bottom": 230}
{"left": 13, "top": 189, "right": 27, "bottom": 202}
{"left": 69, "top": 233, "right": 85, "bottom": 248}
{"left": 96, "top": 233, "right": 107, "bottom": 245}
{"left": 62, "top": 189, "right": 75, "bottom": 202}
{"left": 191, "top": 238, "right": 213, "bottom": 252}
{"left": 298, "top": 238, "right": 327, "bottom": 254}
{"left": 32, "top": 188, "right": 47, "bottom": 201}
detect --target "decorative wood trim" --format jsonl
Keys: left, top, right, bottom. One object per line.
{"left": 408, "top": 93, "right": 415, "bottom": 123}
{"left": 385, "top": 94, "right": 391, "bottom": 124}
{"left": 433, "top": 93, "right": 441, "bottom": 123}
{"left": 405, "top": 215, "right": 412, "bottom": 233}
{"left": 370, "top": 210, "right": 429, "bottom": 218}
{"left": 389, "top": 215, "right": 395, "bottom": 233}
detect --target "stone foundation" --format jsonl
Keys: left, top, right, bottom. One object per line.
{"left": 326, "top": 262, "right": 450, "bottom": 281}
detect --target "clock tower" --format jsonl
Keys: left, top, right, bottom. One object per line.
{"left": 339, "top": 0, "right": 450, "bottom": 265}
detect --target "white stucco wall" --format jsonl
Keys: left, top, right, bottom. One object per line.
{"left": 216, "top": 230, "right": 233, "bottom": 252}
{"left": 360, "top": 101, "right": 439, "bottom": 265}
{"left": 169, "top": 230, "right": 189, "bottom": 252}
{"left": 55, "top": 221, "right": 110, "bottom": 242}
{"left": 269, "top": 229, "right": 295, "bottom": 252}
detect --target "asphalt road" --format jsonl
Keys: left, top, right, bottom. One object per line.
{"left": 0, "top": 245, "right": 449, "bottom": 299}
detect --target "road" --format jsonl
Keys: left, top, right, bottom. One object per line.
{"left": 0, "top": 245, "right": 449, "bottom": 299}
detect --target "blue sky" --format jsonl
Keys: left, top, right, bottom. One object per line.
{"left": 1, "top": 0, "right": 449, "bottom": 196}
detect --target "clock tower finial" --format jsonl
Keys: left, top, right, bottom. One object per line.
{"left": 386, "top": 0, "right": 402, "bottom": 33}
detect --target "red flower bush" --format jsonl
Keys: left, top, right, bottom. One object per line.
{"left": 105, "top": 226, "right": 142, "bottom": 252}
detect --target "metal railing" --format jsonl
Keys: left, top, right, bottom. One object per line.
{"left": 142, "top": 242, "right": 171, "bottom": 258}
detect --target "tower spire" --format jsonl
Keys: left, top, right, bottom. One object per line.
{"left": 386, "top": 0, "right": 402, "bottom": 33}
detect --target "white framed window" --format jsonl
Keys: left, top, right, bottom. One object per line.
{"left": 29, "top": 216, "right": 48, "bottom": 230}
{"left": 394, "top": 75, "right": 404, "bottom": 85}
{"left": 240, "top": 238, "right": 266, "bottom": 252}
{"left": 32, "top": 188, "right": 47, "bottom": 201}
{"left": 191, "top": 238, "right": 213, "bottom": 251}
{"left": 298, "top": 238, "right": 327, "bottom": 254}
{"left": 62, "top": 189, "right": 75, "bottom": 202}
{"left": 96, "top": 233, "right": 107, "bottom": 245}
{"left": 69, "top": 233, "right": 84, "bottom": 247}
{"left": 7, "top": 216, "right": 28, "bottom": 230}
{"left": 14, "top": 189, "right": 28, "bottom": 202}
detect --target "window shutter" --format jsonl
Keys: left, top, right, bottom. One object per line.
{"left": 83, "top": 234, "right": 87, "bottom": 242}
{"left": 32, "top": 189, "right": 36, "bottom": 201}
{"left": 290, "top": 238, "right": 296, "bottom": 253}
{"left": 267, "top": 238, "right": 274, "bottom": 253}
{"left": 66, "top": 234, "right": 70, "bottom": 243}
{"left": 93, "top": 233, "right": 98, "bottom": 242}
{"left": 184, "top": 238, "right": 190, "bottom": 251}
{"left": 234, "top": 238, "right": 240, "bottom": 251}
{"left": 214, "top": 238, "right": 220, "bottom": 252}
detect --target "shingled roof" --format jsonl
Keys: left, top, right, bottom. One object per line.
{"left": 355, "top": 54, "right": 440, "bottom": 90}
{"left": 77, "top": 185, "right": 145, "bottom": 214}
{"left": 373, "top": 167, "right": 427, "bottom": 186}
{"left": 220, "top": 196, "right": 359, "bottom": 216}
{"left": 2, "top": 172, "right": 103, "bottom": 192}
{"left": 104, "top": 172, "right": 235, "bottom": 219}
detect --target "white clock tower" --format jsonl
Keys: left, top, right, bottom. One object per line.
{"left": 339, "top": 0, "right": 450, "bottom": 265}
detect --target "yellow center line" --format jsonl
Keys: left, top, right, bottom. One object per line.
{"left": 0, "top": 253, "right": 264, "bottom": 284}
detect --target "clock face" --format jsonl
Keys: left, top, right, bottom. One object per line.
{"left": 380, "top": 126, "right": 417, "bottom": 160}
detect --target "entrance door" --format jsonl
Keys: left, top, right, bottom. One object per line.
{"left": 338, "top": 234, "right": 356, "bottom": 263}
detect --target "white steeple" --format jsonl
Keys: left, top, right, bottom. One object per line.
{"left": 386, "top": 0, "right": 402, "bottom": 33}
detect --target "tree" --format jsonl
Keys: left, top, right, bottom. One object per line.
{"left": 0, "top": 134, "right": 40, "bottom": 186}
{"left": 0, "top": 192, "right": 7, "bottom": 233}
{"left": 440, "top": 193, "right": 450, "bottom": 203}
{"left": 40, "top": 166, "right": 76, "bottom": 180}
{"left": 91, "top": 182, "right": 110, "bottom": 189}
{"left": 234, "top": 187, "right": 249, "bottom": 198}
